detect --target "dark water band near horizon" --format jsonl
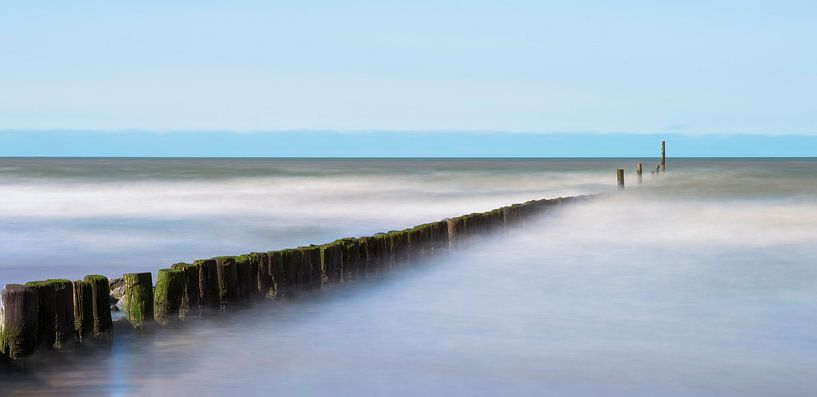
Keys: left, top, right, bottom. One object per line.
{"left": 1, "top": 158, "right": 816, "bottom": 396}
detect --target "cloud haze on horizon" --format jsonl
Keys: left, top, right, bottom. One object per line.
{"left": 1, "top": 130, "right": 815, "bottom": 157}
{"left": 0, "top": 1, "right": 815, "bottom": 136}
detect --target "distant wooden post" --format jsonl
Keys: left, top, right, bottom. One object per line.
{"left": 616, "top": 169, "right": 625, "bottom": 190}
{"left": 661, "top": 140, "right": 666, "bottom": 171}
{"left": 636, "top": 163, "right": 643, "bottom": 184}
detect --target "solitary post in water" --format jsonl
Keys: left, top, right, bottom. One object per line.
{"left": 661, "top": 140, "right": 666, "bottom": 171}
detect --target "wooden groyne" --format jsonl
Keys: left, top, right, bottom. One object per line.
{"left": 0, "top": 194, "right": 595, "bottom": 363}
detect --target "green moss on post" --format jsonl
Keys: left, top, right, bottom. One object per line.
{"left": 123, "top": 273, "right": 153, "bottom": 329}
{"left": 171, "top": 262, "right": 200, "bottom": 319}
{"left": 0, "top": 284, "right": 39, "bottom": 360}
{"left": 356, "top": 238, "right": 370, "bottom": 278}
{"left": 254, "top": 252, "right": 272, "bottom": 298}
{"left": 154, "top": 268, "right": 186, "bottom": 325}
{"left": 25, "top": 279, "right": 74, "bottom": 350}
{"left": 215, "top": 256, "right": 238, "bottom": 308}
{"left": 72, "top": 280, "right": 93, "bottom": 342}
{"left": 194, "top": 259, "right": 219, "bottom": 309}
{"left": 25, "top": 280, "right": 56, "bottom": 349}
{"left": 338, "top": 238, "right": 360, "bottom": 281}
{"left": 301, "top": 246, "right": 322, "bottom": 289}
{"left": 267, "top": 250, "right": 287, "bottom": 298}
{"left": 287, "top": 249, "right": 305, "bottom": 290}
{"left": 234, "top": 254, "right": 258, "bottom": 301}
{"left": 321, "top": 242, "right": 343, "bottom": 284}
{"left": 84, "top": 275, "right": 113, "bottom": 339}
{"left": 51, "top": 279, "right": 74, "bottom": 348}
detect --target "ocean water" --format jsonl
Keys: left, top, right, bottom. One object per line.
{"left": 1, "top": 158, "right": 816, "bottom": 396}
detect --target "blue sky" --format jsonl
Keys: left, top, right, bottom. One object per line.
{"left": 0, "top": 1, "right": 815, "bottom": 156}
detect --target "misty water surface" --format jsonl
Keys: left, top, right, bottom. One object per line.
{"left": 1, "top": 158, "right": 816, "bottom": 396}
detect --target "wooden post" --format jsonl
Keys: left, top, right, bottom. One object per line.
{"left": 154, "top": 268, "right": 186, "bottom": 325}
{"left": 0, "top": 284, "right": 39, "bottom": 359}
{"left": 194, "top": 259, "right": 219, "bottom": 309}
{"left": 72, "top": 279, "right": 94, "bottom": 342}
{"left": 215, "top": 257, "right": 238, "bottom": 308}
{"left": 123, "top": 272, "right": 153, "bottom": 329}
{"left": 616, "top": 169, "right": 625, "bottom": 190}
{"left": 84, "top": 275, "right": 113, "bottom": 339}
{"left": 661, "top": 140, "right": 666, "bottom": 171}
{"left": 171, "top": 262, "right": 200, "bottom": 319}
{"left": 636, "top": 163, "right": 643, "bottom": 185}
{"left": 25, "top": 279, "right": 74, "bottom": 350}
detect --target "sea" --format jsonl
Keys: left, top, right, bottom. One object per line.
{"left": 1, "top": 158, "right": 816, "bottom": 396}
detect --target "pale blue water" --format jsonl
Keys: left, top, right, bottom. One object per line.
{"left": 1, "top": 158, "right": 816, "bottom": 396}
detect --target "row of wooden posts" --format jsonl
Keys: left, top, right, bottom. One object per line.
{"left": 617, "top": 140, "right": 667, "bottom": 190}
{"left": 0, "top": 195, "right": 592, "bottom": 361}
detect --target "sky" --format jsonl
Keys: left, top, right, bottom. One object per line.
{"left": 0, "top": 1, "right": 816, "bottom": 156}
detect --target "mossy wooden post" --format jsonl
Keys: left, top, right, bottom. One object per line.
{"left": 0, "top": 284, "right": 39, "bottom": 360}
{"left": 25, "top": 280, "right": 56, "bottom": 349}
{"left": 386, "top": 232, "right": 403, "bottom": 269}
{"left": 617, "top": 169, "right": 625, "bottom": 190}
{"left": 123, "top": 272, "right": 153, "bottom": 329}
{"left": 171, "top": 262, "right": 200, "bottom": 319}
{"left": 154, "top": 268, "right": 186, "bottom": 325}
{"left": 267, "top": 250, "right": 287, "bottom": 298}
{"left": 636, "top": 163, "right": 643, "bottom": 185}
{"left": 85, "top": 275, "right": 113, "bottom": 338}
{"left": 51, "top": 280, "right": 74, "bottom": 349}
{"left": 254, "top": 252, "right": 272, "bottom": 298}
{"left": 287, "top": 249, "right": 305, "bottom": 290}
{"left": 661, "top": 140, "right": 666, "bottom": 172}
{"left": 215, "top": 257, "right": 238, "bottom": 308}
{"left": 304, "top": 246, "right": 323, "bottom": 289}
{"left": 356, "top": 238, "right": 370, "bottom": 278}
{"left": 234, "top": 254, "right": 258, "bottom": 301}
{"left": 434, "top": 220, "right": 449, "bottom": 253}
{"left": 338, "top": 238, "right": 360, "bottom": 281}
{"left": 72, "top": 280, "right": 93, "bottom": 342}
{"left": 25, "top": 279, "right": 74, "bottom": 350}
{"left": 321, "top": 243, "right": 342, "bottom": 284}
{"left": 194, "top": 259, "right": 219, "bottom": 309}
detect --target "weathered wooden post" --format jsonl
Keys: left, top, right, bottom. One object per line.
{"left": 0, "top": 284, "right": 39, "bottom": 359}
{"left": 234, "top": 254, "right": 258, "bottom": 301}
{"left": 194, "top": 259, "right": 219, "bottom": 309}
{"left": 215, "top": 257, "right": 238, "bottom": 308}
{"left": 72, "top": 279, "right": 94, "bottom": 342}
{"left": 25, "top": 279, "right": 74, "bottom": 350}
{"left": 25, "top": 280, "right": 56, "bottom": 349}
{"left": 616, "top": 169, "right": 625, "bottom": 190}
{"left": 321, "top": 242, "right": 343, "bottom": 284}
{"left": 154, "top": 268, "right": 186, "bottom": 325}
{"left": 636, "top": 163, "right": 643, "bottom": 185}
{"left": 84, "top": 275, "right": 113, "bottom": 339}
{"left": 267, "top": 250, "right": 288, "bottom": 298}
{"left": 252, "top": 252, "right": 272, "bottom": 298}
{"left": 171, "top": 262, "right": 200, "bottom": 319}
{"left": 123, "top": 272, "right": 153, "bottom": 329}
{"left": 661, "top": 140, "right": 666, "bottom": 171}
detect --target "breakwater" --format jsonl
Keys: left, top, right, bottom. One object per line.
{"left": 0, "top": 194, "right": 594, "bottom": 363}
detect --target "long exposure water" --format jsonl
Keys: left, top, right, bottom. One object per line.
{"left": 1, "top": 158, "right": 816, "bottom": 396}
